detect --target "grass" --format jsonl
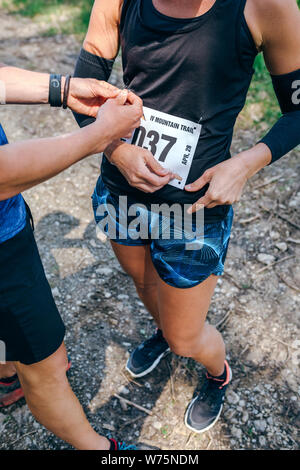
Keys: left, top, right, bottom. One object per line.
{"left": 3, "top": 0, "right": 300, "bottom": 129}
{"left": 2, "top": 0, "right": 94, "bottom": 35}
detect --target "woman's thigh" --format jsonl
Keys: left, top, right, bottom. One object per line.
{"left": 110, "top": 241, "right": 158, "bottom": 289}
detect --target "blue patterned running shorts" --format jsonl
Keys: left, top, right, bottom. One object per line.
{"left": 92, "top": 178, "right": 234, "bottom": 289}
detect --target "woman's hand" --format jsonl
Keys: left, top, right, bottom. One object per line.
{"left": 105, "top": 141, "right": 176, "bottom": 193}
{"left": 66, "top": 77, "right": 120, "bottom": 116}
{"left": 92, "top": 91, "right": 144, "bottom": 151}
{"left": 185, "top": 144, "right": 272, "bottom": 213}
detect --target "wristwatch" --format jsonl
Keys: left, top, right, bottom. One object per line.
{"left": 49, "top": 74, "right": 62, "bottom": 107}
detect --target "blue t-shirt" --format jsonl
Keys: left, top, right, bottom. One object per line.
{"left": 0, "top": 123, "right": 26, "bottom": 244}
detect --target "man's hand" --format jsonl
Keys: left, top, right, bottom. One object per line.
{"left": 185, "top": 144, "right": 272, "bottom": 213}
{"left": 66, "top": 77, "right": 120, "bottom": 116}
{"left": 105, "top": 140, "right": 176, "bottom": 193}
{"left": 93, "top": 90, "right": 144, "bottom": 151}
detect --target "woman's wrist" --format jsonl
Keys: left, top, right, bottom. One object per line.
{"left": 60, "top": 76, "right": 66, "bottom": 104}
{"left": 104, "top": 140, "right": 126, "bottom": 165}
{"left": 80, "top": 121, "right": 112, "bottom": 156}
{"left": 234, "top": 143, "right": 272, "bottom": 179}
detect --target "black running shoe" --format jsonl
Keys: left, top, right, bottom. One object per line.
{"left": 184, "top": 360, "right": 232, "bottom": 433}
{"left": 126, "top": 329, "right": 170, "bottom": 378}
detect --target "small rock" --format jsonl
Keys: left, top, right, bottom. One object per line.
{"left": 270, "top": 231, "right": 280, "bottom": 240}
{"left": 241, "top": 411, "right": 249, "bottom": 423}
{"left": 153, "top": 421, "right": 162, "bottom": 430}
{"left": 258, "top": 436, "right": 267, "bottom": 447}
{"left": 119, "top": 398, "right": 128, "bottom": 411}
{"left": 288, "top": 192, "right": 300, "bottom": 209}
{"left": 95, "top": 267, "right": 113, "bottom": 276}
{"left": 117, "top": 294, "right": 129, "bottom": 300}
{"left": 275, "top": 242, "right": 288, "bottom": 252}
{"left": 254, "top": 419, "right": 267, "bottom": 433}
{"left": 231, "top": 426, "right": 242, "bottom": 439}
{"left": 102, "top": 423, "right": 116, "bottom": 432}
{"left": 118, "top": 386, "right": 130, "bottom": 395}
{"left": 227, "top": 390, "right": 240, "bottom": 405}
{"left": 257, "top": 254, "right": 275, "bottom": 265}
{"left": 224, "top": 408, "right": 236, "bottom": 420}
{"left": 51, "top": 287, "right": 60, "bottom": 297}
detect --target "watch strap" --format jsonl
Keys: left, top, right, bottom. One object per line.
{"left": 49, "top": 74, "right": 62, "bottom": 107}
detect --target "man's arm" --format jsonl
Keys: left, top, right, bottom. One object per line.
{"left": 0, "top": 91, "right": 142, "bottom": 200}
{"left": 0, "top": 63, "right": 120, "bottom": 116}
{"left": 186, "top": 0, "right": 300, "bottom": 211}
{"left": 0, "top": 64, "right": 50, "bottom": 104}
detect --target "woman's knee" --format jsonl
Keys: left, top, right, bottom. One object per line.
{"left": 163, "top": 329, "right": 205, "bottom": 358}
{"left": 134, "top": 279, "right": 157, "bottom": 298}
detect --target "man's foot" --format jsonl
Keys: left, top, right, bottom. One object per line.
{"left": 126, "top": 329, "right": 170, "bottom": 378}
{"left": 184, "top": 360, "right": 232, "bottom": 433}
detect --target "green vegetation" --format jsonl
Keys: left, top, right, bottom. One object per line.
{"left": 3, "top": 0, "right": 300, "bottom": 128}
{"left": 2, "top": 0, "right": 93, "bottom": 35}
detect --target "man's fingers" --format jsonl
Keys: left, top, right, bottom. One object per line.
{"left": 96, "top": 82, "right": 119, "bottom": 99}
{"left": 126, "top": 91, "right": 143, "bottom": 107}
{"left": 115, "top": 89, "right": 129, "bottom": 105}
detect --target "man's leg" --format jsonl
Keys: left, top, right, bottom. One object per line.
{"left": 14, "top": 342, "right": 110, "bottom": 450}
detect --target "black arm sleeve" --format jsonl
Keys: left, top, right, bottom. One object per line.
{"left": 259, "top": 68, "right": 300, "bottom": 164}
{"left": 73, "top": 48, "right": 115, "bottom": 128}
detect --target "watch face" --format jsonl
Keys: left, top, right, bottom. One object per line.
{"left": 51, "top": 78, "right": 60, "bottom": 88}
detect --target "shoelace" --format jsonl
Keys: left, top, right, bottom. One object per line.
{"left": 196, "top": 379, "right": 225, "bottom": 407}
{"left": 137, "top": 331, "right": 165, "bottom": 357}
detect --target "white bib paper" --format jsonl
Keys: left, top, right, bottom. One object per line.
{"left": 126, "top": 106, "right": 202, "bottom": 189}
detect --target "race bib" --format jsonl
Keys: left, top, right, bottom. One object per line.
{"left": 126, "top": 107, "right": 202, "bottom": 190}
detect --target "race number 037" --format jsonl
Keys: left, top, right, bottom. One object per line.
{"left": 131, "top": 125, "right": 177, "bottom": 163}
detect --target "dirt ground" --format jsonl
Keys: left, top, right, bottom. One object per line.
{"left": 0, "top": 10, "right": 299, "bottom": 451}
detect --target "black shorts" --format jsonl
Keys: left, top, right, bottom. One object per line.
{"left": 0, "top": 213, "right": 65, "bottom": 365}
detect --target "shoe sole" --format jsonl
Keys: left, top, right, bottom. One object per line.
{"left": 126, "top": 348, "right": 171, "bottom": 378}
{"left": 184, "top": 365, "right": 232, "bottom": 434}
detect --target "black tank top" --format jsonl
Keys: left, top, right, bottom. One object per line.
{"left": 100, "top": 0, "right": 258, "bottom": 221}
